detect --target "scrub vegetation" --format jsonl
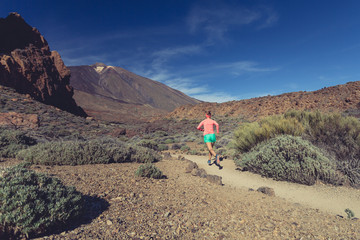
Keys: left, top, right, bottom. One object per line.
{"left": 233, "top": 110, "right": 360, "bottom": 187}
{"left": 0, "top": 164, "right": 83, "bottom": 238}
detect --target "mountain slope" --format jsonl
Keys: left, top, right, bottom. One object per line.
{"left": 69, "top": 63, "right": 201, "bottom": 122}
{"left": 167, "top": 81, "right": 360, "bottom": 120}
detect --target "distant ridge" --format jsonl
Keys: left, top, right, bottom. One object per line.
{"left": 69, "top": 63, "right": 201, "bottom": 122}
{"left": 167, "top": 81, "right": 360, "bottom": 120}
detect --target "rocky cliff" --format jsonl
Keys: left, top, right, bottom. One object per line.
{"left": 0, "top": 12, "right": 86, "bottom": 117}
{"left": 167, "top": 81, "right": 360, "bottom": 120}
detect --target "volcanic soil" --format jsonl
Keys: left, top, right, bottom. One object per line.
{"left": 1, "top": 154, "right": 359, "bottom": 239}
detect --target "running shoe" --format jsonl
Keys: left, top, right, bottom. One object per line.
{"left": 207, "top": 160, "right": 211, "bottom": 165}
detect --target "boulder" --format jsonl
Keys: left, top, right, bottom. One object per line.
{"left": 206, "top": 175, "right": 223, "bottom": 185}
{"left": 257, "top": 187, "right": 275, "bottom": 197}
{"left": 162, "top": 152, "right": 172, "bottom": 160}
{"left": 185, "top": 161, "right": 198, "bottom": 173}
{"left": 191, "top": 168, "right": 207, "bottom": 178}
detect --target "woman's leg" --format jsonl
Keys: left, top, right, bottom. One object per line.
{"left": 207, "top": 142, "right": 220, "bottom": 164}
{"left": 206, "top": 142, "right": 216, "bottom": 157}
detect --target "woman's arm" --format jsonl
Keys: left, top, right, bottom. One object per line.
{"left": 197, "top": 120, "right": 204, "bottom": 131}
{"left": 214, "top": 121, "right": 219, "bottom": 134}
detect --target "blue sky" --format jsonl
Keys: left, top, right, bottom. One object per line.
{"left": 2, "top": 0, "right": 360, "bottom": 102}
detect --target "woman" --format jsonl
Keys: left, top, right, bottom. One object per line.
{"left": 197, "top": 111, "right": 221, "bottom": 168}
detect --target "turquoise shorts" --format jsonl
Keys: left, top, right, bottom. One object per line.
{"left": 204, "top": 133, "right": 216, "bottom": 143}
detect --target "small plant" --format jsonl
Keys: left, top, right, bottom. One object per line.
{"left": 158, "top": 144, "right": 169, "bottom": 151}
{"left": 180, "top": 145, "right": 191, "bottom": 152}
{"left": 154, "top": 131, "right": 168, "bottom": 137}
{"left": 164, "top": 138, "right": 175, "bottom": 144}
{"left": 138, "top": 140, "right": 159, "bottom": 151}
{"left": 135, "top": 163, "right": 164, "bottom": 179}
{"left": 189, "top": 149, "right": 200, "bottom": 155}
{"left": 345, "top": 208, "right": 355, "bottom": 219}
{"left": 0, "top": 163, "right": 83, "bottom": 238}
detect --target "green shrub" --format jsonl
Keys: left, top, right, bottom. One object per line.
{"left": 17, "top": 138, "right": 161, "bottom": 166}
{"left": 284, "top": 110, "right": 360, "bottom": 187}
{"left": 135, "top": 163, "right": 163, "bottom": 179}
{"left": 180, "top": 145, "right": 191, "bottom": 152}
{"left": 138, "top": 140, "right": 159, "bottom": 151}
{"left": 154, "top": 131, "right": 168, "bottom": 137}
{"left": 0, "top": 164, "right": 83, "bottom": 238}
{"left": 233, "top": 115, "right": 304, "bottom": 154}
{"left": 129, "top": 144, "right": 161, "bottom": 163}
{"left": 189, "top": 149, "right": 199, "bottom": 155}
{"left": 345, "top": 208, "right": 355, "bottom": 219}
{"left": 0, "top": 128, "right": 36, "bottom": 158}
{"left": 164, "top": 139, "right": 175, "bottom": 144}
{"left": 236, "top": 135, "right": 344, "bottom": 186}
{"left": 158, "top": 144, "right": 169, "bottom": 151}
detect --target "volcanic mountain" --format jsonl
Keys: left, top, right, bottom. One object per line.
{"left": 168, "top": 81, "right": 360, "bottom": 120}
{"left": 69, "top": 63, "right": 201, "bottom": 122}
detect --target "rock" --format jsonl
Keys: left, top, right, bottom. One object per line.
{"left": 162, "top": 152, "right": 172, "bottom": 160}
{"left": 0, "top": 112, "right": 39, "bottom": 129}
{"left": 0, "top": 13, "right": 86, "bottom": 117}
{"left": 191, "top": 168, "right": 207, "bottom": 178}
{"left": 185, "top": 161, "right": 198, "bottom": 173}
{"left": 257, "top": 187, "right": 275, "bottom": 197}
{"left": 106, "top": 220, "right": 113, "bottom": 225}
{"left": 206, "top": 175, "right": 222, "bottom": 185}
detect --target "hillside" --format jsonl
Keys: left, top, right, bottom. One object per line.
{"left": 69, "top": 63, "right": 201, "bottom": 122}
{"left": 1, "top": 75, "right": 360, "bottom": 239}
{"left": 168, "top": 81, "right": 360, "bottom": 120}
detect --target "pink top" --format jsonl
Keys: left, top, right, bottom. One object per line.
{"left": 197, "top": 118, "right": 219, "bottom": 136}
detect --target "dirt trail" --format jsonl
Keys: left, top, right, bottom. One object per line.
{"left": 179, "top": 154, "right": 360, "bottom": 217}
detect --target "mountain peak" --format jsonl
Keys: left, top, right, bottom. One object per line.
{"left": 91, "top": 62, "right": 109, "bottom": 73}
{"left": 92, "top": 62, "right": 107, "bottom": 67}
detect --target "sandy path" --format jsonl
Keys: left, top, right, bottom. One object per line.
{"left": 178, "top": 154, "right": 360, "bottom": 217}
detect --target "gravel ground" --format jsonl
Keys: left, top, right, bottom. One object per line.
{"left": 1, "top": 157, "right": 360, "bottom": 239}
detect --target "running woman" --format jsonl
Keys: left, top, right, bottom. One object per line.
{"left": 197, "top": 111, "right": 222, "bottom": 168}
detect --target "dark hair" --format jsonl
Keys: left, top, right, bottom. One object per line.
{"left": 206, "top": 111, "right": 211, "bottom": 116}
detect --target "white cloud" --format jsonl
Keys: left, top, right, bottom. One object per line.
{"left": 218, "top": 61, "right": 279, "bottom": 75}
{"left": 187, "top": 4, "right": 278, "bottom": 44}
{"left": 192, "top": 92, "right": 239, "bottom": 103}
{"left": 151, "top": 44, "right": 203, "bottom": 69}
{"left": 153, "top": 45, "right": 202, "bottom": 59}
{"left": 257, "top": 6, "right": 279, "bottom": 29}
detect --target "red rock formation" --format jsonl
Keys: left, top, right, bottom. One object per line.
{"left": 0, "top": 112, "right": 39, "bottom": 129}
{"left": 0, "top": 12, "right": 86, "bottom": 117}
